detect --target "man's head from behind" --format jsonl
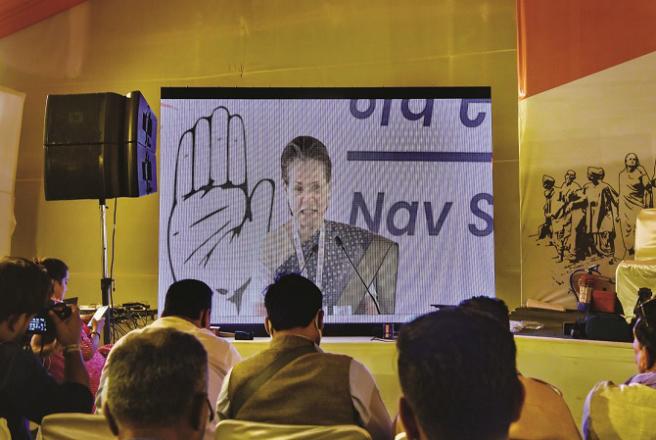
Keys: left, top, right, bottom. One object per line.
{"left": 0, "top": 257, "right": 51, "bottom": 342}
{"left": 264, "top": 274, "right": 323, "bottom": 342}
{"left": 161, "top": 279, "right": 213, "bottom": 328}
{"left": 458, "top": 296, "right": 510, "bottom": 330}
{"left": 397, "top": 309, "right": 524, "bottom": 440}
{"left": 104, "top": 328, "right": 209, "bottom": 440}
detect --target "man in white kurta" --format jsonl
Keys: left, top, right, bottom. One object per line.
{"left": 95, "top": 279, "right": 241, "bottom": 440}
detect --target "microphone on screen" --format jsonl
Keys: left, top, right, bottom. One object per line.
{"left": 335, "top": 235, "right": 381, "bottom": 314}
{"left": 298, "top": 244, "right": 319, "bottom": 275}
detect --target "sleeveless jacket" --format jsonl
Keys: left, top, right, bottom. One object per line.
{"left": 227, "top": 335, "right": 355, "bottom": 425}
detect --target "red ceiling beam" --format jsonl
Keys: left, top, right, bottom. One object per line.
{"left": 517, "top": 0, "right": 656, "bottom": 99}
{"left": 0, "top": 0, "right": 87, "bottom": 39}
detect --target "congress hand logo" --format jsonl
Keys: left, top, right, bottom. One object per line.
{"left": 167, "top": 106, "right": 274, "bottom": 313}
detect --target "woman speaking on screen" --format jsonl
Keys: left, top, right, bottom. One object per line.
{"left": 248, "top": 136, "right": 398, "bottom": 317}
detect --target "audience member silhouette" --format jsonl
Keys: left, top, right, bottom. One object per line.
{"left": 582, "top": 298, "right": 656, "bottom": 438}
{"left": 217, "top": 273, "right": 392, "bottom": 439}
{"left": 31, "top": 258, "right": 106, "bottom": 404}
{"left": 0, "top": 257, "right": 92, "bottom": 440}
{"left": 458, "top": 296, "right": 580, "bottom": 440}
{"left": 103, "top": 328, "right": 211, "bottom": 440}
{"left": 396, "top": 308, "right": 524, "bottom": 440}
{"left": 96, "top": 279, "right": 240, "bottom": 440}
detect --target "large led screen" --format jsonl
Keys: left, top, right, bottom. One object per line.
{"left": 158, "top": 88, "right": 494, "bottom": 324}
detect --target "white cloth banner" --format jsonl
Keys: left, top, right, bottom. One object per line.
{"left": 0, "top": 86, "right": 25, "bottom": 257}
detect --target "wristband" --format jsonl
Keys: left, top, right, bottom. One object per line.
{"left": 90, "top": 331, "right": 101, "bottom": 339}
{"left": 63, "top": 344, "right": 81, "bottom": 354}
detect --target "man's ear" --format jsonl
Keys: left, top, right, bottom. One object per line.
{"left": 104, "top": 404, "right": 120, "bottom": 436}
{"left": 199, "top": 309, "right": 210, "bottom": 329}
{"left": 264, "top": 317, "right": 273, "bottom": 336}
{"left": 399, "top": 396, "right": 422, "bottom": 440}
{"left": 315, "top": 309, "right": 324, "bottom": 331}
{"left": 189, "top": 395, "right": 205, "bottom": 432}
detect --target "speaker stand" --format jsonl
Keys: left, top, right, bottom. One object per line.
{"left": 99, "top": 199, "right": 114, "bottom": 344}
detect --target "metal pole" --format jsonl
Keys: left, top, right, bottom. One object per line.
{"left": 99, "top": 199, "right": 113, "bottom": 344}
{"left": 100, "top": 201, "right": 109, "bottom": 278}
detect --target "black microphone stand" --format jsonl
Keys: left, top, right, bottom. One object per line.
{"left": 298, "top": 244, "right": 319, "bottom": 276}
{"left": 99, "top": 199, "right": 113, "bottom": 344}
{"left": 365, "top": 241, "right": 396, "bottom": 294}
{"left": 335, "top": 236, "right": 381, "bottom": 314}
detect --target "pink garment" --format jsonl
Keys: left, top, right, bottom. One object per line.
{"left": 47, "top": 327, "right": 106, "bottom": 406}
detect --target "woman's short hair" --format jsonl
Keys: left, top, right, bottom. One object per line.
{"left": 281, "top": 136, "right": 332, "bottom": 185}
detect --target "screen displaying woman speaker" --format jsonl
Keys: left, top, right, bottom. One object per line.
{"left": 43, "top": 90, "right": 157, "bottom": 201}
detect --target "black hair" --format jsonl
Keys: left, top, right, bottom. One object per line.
{"left": 161, "top": 279, "right": 213, "bottom": 320}
{"left": 264, "top": 274, "right": 323, "bottom": 331}
{"left": 106, "top": 328, "right": 208, "bottom": 426}
{"left": 0, "top": 257, "right": 52, "bottom": 322}
{"left": 397, "top": 308, "right": 523, "bottom": 440}
{"left": 459, "top": 296, "right": 510, "bottom": 329}
{"left": 635, "top": 298, "right": 656, "bottom": 369}
{"left": 39, "top": 258, "right": 69, "bottom": 283}
{"left": 281, "top": 136, "right": 332, "bottom": 185}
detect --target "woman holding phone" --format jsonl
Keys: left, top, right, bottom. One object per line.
{"left": 32, "top": 258, "right": 106, "bottom": 402}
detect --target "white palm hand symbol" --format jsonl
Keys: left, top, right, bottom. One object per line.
{"left": 167, "top": 106, "right": 274, "bottom": 313}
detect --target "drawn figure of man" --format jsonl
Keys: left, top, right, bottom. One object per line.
{"left": 538, "top": 175, "right": 556, "bottom": 240}
{"left": 581, "top": 167, "right": 619, "bottom": 260}
{"left": 618, "top": 153, "right": 653, "bottom": 256}
{"left": 551, "top": 170, "right": 582, "bottom": 262}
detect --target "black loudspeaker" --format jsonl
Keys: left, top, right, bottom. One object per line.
{"left": 44, "top": 91, "right": 157, "bottom": 201}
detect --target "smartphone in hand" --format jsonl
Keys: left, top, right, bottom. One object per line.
{"left": 88, "top": 305, "right": 109, "bottom": 328}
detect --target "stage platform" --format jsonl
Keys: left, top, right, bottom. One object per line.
{"left": 233, "top": 334, "right": 635, "bottom": 430}
{"left": 510, "top": 307, "right": 586, "bottom": 338}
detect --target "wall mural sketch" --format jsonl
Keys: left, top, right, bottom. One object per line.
{"left": 533, "top": 155, "right": 654, "bottom": 269}
{"left": 527, "top": 151, "right": 656, "bottom": 307}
